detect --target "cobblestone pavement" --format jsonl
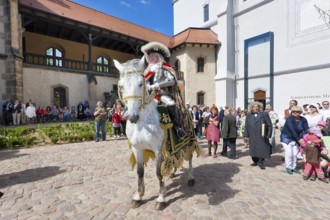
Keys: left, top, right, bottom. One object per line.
{"left": 0, "top": 135, "right": 329, "bottom": 220}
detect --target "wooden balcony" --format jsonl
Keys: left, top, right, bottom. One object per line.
{"left": 23, "top": 53, "right": 119, "bottom": 77}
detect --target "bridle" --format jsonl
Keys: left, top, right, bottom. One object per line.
{"left": 118, "top": 70, "right": 156, "bottom": 108}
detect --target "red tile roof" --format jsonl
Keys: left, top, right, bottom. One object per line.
{"left": 171, "top": 28, "right": 219, "bottom": 48}
{"left": 19, "top": 0, "right": 219, "bottom": 48}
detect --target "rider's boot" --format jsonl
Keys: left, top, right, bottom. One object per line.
{"left": 167, "top": 105, "right": 187, "bottom": 139}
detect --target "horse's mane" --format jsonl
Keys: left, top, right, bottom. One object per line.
{"left": 121, "top": 59, "right": 144, "bottom": 74}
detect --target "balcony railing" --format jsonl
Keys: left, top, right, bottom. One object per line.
{"left": 23, "top": 53, "right": 119, "bottom": 76}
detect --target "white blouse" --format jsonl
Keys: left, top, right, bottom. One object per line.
{"left": 304, "top": 113, "right": 323, "bottom": 128}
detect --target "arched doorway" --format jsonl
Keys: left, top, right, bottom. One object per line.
{"left": 254, "top": 90, "right": 266, "bottom": 109}
{"left": 53, "top": 86, "right": 67, "bottom": 108}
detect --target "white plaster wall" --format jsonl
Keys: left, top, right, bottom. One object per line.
{"left": 173, "top": 0, "right": 204, "bottom": 34}
{"left": 173, "top": 0, "right": 226, "bottom": 35}
{"left": 274, "top": 68, "right": 330, "bottom": 117}
{"left": 236, "top": 0, "right": 330, "bottom": 74}
{"left": 213, "top": 12, "right": 227, "bottom": 78}
{"left": 236, "top": 78, "right": 245, "bottom": 109}
{"left": 94, "top": 75, "right": 118, "bottom": 103}
{"left": 23, "top": 67, "right": 118, "bottom": 108}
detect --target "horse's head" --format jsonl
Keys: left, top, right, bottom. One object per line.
{"left": 113, "top": 58, "right": 146, "bottom": 123}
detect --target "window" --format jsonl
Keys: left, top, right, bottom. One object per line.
{"left": 204, "top": 4, "right": 209, "bottom": 22}
{"left": 46, "top": 47, "right": 63, "bottom": 67}
{"left": 197, "top": 57, "right": 204, "bottom": 72}
{"left": 175, "top": 59, "right": 181, "bottom": 71}
{"left": 113, "top": 84, "right": 118, "bottom": 92}
{"left": 96, "top": 57, "right": 109, "bottom": 73}
{"left": 197, "top": 91, "right": 205, "bottom": 105}
{"left": 54, "top": 87, "right": 66, "bottom": 108}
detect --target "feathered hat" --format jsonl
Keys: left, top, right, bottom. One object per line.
{"left": 141, "top": 42, "right": 171, "bottom": 63}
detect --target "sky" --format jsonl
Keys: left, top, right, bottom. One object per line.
{"left": 70, "top": 0, "right": 174, "bottom": 36}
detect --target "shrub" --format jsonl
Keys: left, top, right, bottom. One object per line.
{"left": 0, "top": 122, "right": 114, "bottom": 149}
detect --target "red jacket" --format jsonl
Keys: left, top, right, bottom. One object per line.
{"left": 36, "top": 108, "right": 45, "bottom": 116}
{"left": 112, "top": 112, "right": 122, "bottom": 124}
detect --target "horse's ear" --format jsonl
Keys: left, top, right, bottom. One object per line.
{"left": 113, "top": 59, "right": 124, "bottom": 73}
{"left": 139, "top": 56, "right": 146, "bottom": 68}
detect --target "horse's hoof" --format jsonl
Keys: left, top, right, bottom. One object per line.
{"left": 188, "top": 179, "right": 195, "bottom": 186}
{"left": 155, "top": 202, "right": 167, "bottom": 210}
{"left": 131, "top": 200, "right": 142, "bottom": 209}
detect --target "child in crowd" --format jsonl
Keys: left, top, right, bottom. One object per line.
{"left": 302, "top": 127, "right": 328, "bottom": 183}
{"left": 112, "top": 107, "right": 122, "bottom": 138}
{"left": 317, "top": 121, "right": 328, "bottom": 136}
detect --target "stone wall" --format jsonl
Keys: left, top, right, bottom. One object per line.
{"left": 171, "top": 44, "right": 216, "bottom": 107}
{"left": 23, "top": 66, "right": 119, "bottom": 110}
{"left": 0, "top": 0, "right": 23, "bottom": 101}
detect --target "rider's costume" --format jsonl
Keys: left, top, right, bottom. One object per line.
{"left": 141, "top": 42, "right": 187, "bottom": 138}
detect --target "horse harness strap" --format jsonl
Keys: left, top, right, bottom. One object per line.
{"left": 118, "top": 70, "right": 156, "bottom": 108}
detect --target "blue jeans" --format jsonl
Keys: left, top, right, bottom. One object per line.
{"left": 95, "top": 121, "right": 106, "bottom": 141}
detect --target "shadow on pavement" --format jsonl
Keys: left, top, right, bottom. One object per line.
{"left": 0, "top": 166, "right": 65, "bottom": 188}
{"left": 0, "top": 150, "right": 29, "bottom": 162}
{"left": 165, "top": 162, "right": 241, "bottom": 207}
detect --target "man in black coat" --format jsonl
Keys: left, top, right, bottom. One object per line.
{"left": 221, "top": 108, "right": 239, "bottom": 159}
{"left": 244, "top": 102, "right": 273, "bottom": 169}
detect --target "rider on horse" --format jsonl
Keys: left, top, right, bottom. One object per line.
{"left": 141, "top": 42, "right": 187, "bottom": 139}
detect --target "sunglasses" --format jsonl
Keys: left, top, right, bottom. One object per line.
{"left": 309, "top": 106, "right": 316, "bottom": 108}
{"left": 291, "top": 111, "right": 301, "bottom": 114}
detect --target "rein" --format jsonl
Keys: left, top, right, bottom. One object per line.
{"left": 118, "top": 70, "right": 156, "bottom": 108}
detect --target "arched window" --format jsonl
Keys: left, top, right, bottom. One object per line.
{"left": 96, "top": 56, "right": 109, "bottom": 73}
{"left": 203, "top": 4, "right": 209, "bottom": 22}
{"left": 175, "top": 59, "right": 181, "bottom": 71}
{"left": 46, "top": 47, "right": 63, "bottom": 67}
{"left": 197, "top": 91, "right": 205, "bottom": 105}
{"left": 54, "top": 86, "right": 66, "bottom": 108}
{"left": 197, "top": 57, "right": 204, "bottom": 72}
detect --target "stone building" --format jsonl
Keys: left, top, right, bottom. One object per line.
{"left": 0, "top": 0, "right": 220, "bottom": 123}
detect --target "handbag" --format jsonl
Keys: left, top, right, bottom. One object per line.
{"left": 203, "top": 127, "right": 207, "bottom": 136}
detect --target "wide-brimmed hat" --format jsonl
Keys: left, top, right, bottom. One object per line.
{"left": 141, "top": 42, "right": 171, "bottom": 63}
{"left": 309, "top": 103, "right": 319, "bottom": 112}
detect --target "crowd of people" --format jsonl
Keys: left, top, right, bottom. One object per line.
{"left": 2, "top": 96, "right": 330, "bottom": 183}
{"left": 187, "top": 99, "right": 330, "bottom": 183}
{"left": 1, "top": 99, "right": 105, "bottom": 126}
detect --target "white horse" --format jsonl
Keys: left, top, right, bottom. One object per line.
{"left": 114, "top": 58, "right": 196, "bottom": 209}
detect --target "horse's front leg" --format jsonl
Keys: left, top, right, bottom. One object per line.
{"left": 155, "top": 150, "right": 166, "bottom": 210}
{"left": 132, "top": 148, "right": 145, "bottom": 208}
{"left": 188, "top": 153, "right": 195, "bottom": 186}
